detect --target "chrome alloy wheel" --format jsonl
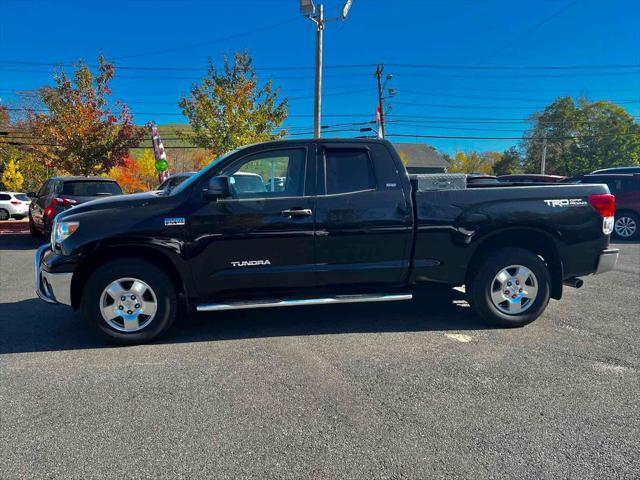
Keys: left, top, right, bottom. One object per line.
{"left": 490, "top": 265, "right": 538, "bottom": 315}
{"left": 99, "top": 277, "right": 158, "bottom": 332}
{"left": 614, "top": 216, "right": 637, "bottom": 238}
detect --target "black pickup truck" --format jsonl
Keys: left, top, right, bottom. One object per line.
{"left": 35, "top": 139, "right": 619, "bottom": 344}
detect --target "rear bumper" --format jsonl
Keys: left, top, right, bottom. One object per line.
{"left": 594, "top": 248, "right": 619, "bottom": 275}
{"left": 35, "top": 244, "right": 73, "bottom": 306}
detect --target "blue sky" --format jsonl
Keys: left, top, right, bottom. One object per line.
{"left": 0, "top": 0, "right": 638, "bottom": 154}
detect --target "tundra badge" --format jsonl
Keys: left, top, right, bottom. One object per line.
{"left": 231, "top": 260, "right": 272, "bottom": 267}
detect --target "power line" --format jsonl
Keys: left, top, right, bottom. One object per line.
{"left": 3, "top": 129, "right": 636, "bottom": 148}
{"left": 2, "top": 59, "right": 639, "bottom": 72}
{"left": 386, "top": 131, "right": 639, "bottom": 141}
{"left": 393, "top": 100, "right": 640, "bottom": 110}
{"left": 393, "top": 89, "right": 640, "bottom": 104}
{"left": 114, "top": 17, "right": 300, "bottom": 60}
{"left": 3, "top": 66, "right": 638, "bottom": 80}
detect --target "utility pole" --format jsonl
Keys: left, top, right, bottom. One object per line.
{"left": 374, "top": 64, "right": 385, "bottom": 138}
{"left": 540, "top": 132, "right": 547, "bottom": 174}
{"left": 313, "top": 4, "right": 324, "bottom": 139}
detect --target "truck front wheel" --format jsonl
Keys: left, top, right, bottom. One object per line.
{"left": 469, "top": 247, "right": 551, "bottom": 328}
{"left": 82, "top": 259, "right": 177, "bottom": 344}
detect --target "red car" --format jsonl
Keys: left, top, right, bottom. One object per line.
{"left": 568, "top": 174, "right": 640, "bottom": 240}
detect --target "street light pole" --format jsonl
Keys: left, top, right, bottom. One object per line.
{"left": 313, "top": 4, "right": 324, "bottom": 139}
{"left": 300, "top": 0, "right": 353, "bottom": 139}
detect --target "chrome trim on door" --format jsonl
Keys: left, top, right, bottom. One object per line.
{"left": 196, "top": 293, "right": 412, "bottom": 312}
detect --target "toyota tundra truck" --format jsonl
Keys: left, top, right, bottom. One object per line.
{"left": 35, "top": 139, "right": 619, "bottom": 344}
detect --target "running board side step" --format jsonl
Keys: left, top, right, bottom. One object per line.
{"left": 196, "top": 293, "right": 413, "bottom": 312}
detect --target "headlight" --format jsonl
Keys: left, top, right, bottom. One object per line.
{"left": 52, "top": 220, "right": 80, "bottom": 245}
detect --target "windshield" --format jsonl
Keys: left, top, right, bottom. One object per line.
{"left": 170, "top": 148, "right": 241, "bottom": 195}
{"left": 62, "top": 181, "right": 123, "bottom": 196}
{"left": 15, "top": 194, "right": 31, "bottom": 201}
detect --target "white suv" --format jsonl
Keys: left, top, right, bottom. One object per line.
{"left": 0, "top": 192, "right": 31, "bottom": 221}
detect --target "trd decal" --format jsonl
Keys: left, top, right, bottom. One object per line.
{"left": 543, "top": 199, "right": 587, "bottom": 208}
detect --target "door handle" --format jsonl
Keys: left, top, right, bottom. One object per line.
{"left": 281, "top": 208, "right": 312, "bottom": 217}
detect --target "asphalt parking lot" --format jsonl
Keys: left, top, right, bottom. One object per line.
{"left": 1, "top": 234, "right": 639, "bottom": 479}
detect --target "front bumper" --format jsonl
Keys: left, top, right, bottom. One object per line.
{"left": 35, "top": 244, "right": 72, "bottom": 306}
{"left": 594, "top": 248, "right": 619, "bottom": 275}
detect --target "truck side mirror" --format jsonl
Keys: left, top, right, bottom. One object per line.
{"left": 204, "top": 176, "right": 231, "bottom": 200}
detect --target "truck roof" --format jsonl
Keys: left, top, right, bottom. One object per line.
{"left": 240, "top": 138, "right": 392, "bottom": 149}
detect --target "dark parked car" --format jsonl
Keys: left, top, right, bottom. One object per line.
{"left": 498, "top": 174, "right": 567, "bottom": 183}
{"left": 29, "top": 177, "right": 123, "bottom": 237}
{"left": 591, "top": 166, "right": 640, "bottom": 175}
{"left": 35, "top": 139, "right": 617, "bottom": 345}
{"left": 157, "top": 172, "right": 196, "bottom": 192}
{"left": 565, "top": 174, "right": 640, "bottom": 239}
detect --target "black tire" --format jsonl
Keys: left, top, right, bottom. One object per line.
{"left": 42, "top": 217, "right": 52, "bottom": 238}
{"left": 29, "top": 215, "right": 42, "bottom": 237}
{"left": 82, "top": 259, "right": 178, "bottom": 345}
{"left": 613, "top": 212, "right": 639, "bottom": 240}
{"left": 13, "top": 215, "right": 24, "bottom": 220}
{"left": 0, "top": 209, "right": 9, "bottom": 221}
{"left": 468, "top": 247, "right": 551, "bottom": 328}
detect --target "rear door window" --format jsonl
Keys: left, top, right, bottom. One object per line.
{"left": 324, "top": 149, "right": 376, "bottom": 195}
{"left": 61, "top": 181, "right": 123, "bottom": 196}
{"left": 0, "top": 193, "right": 10, "bottom": 201}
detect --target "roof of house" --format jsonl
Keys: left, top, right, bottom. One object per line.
{"left": 392, "top": 143, "right": 447, "bottom": 169}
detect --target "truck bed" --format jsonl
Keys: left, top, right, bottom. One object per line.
{"left": 409, "top": 177, "right": 611, "bottom": 287}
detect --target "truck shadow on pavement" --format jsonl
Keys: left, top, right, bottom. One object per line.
{"left": 0, "top": 233, "right": 44, "bottom": 251}
{"left": 0, "top": 286, "right": 494, "bottom": 355}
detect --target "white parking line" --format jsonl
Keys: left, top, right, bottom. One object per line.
{"left": 445, "top": 333, "right": 474, "bottom": 343}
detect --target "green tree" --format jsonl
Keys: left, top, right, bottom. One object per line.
{"left": 31, "top": 56, "right": 146, "bottom": 176}
{"left": 492, "top": 146, "right": 521, "bottom": 175}
{"left": 179, "top": 51, "right": 288, "bottom": 156}
{"left": 523, "top": 97, "right": 640, "bottom": 175}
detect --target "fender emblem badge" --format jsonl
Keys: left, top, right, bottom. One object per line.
{"left": 164, "top": 217, "right": 186, "bottom": 226}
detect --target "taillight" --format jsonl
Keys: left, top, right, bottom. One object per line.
{"left": 44, "top": 197, "right": 77, "bottom": 219}
{"left": 589, "top": 194, "right": 615, "bottom": 217}
{"left": 589, "top": 193, "right": 615, "bottom": 235}
{"left": 10, "top": 200, "right": 21, "bottom": 205}
{"left": 56, "top": 197, "right": 78, "bottom": 206}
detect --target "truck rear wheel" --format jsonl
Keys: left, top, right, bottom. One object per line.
{"left": 82, "top": 259, "right": 177, "bottom": 344}
{"left": 469, "top": 247, "right": 550, "bottom": 328}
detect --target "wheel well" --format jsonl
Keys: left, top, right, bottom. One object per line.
{"left": 615, "top": 209, "right": 639, "bottom": 219}
{"left": 71, "top": 246, "right": 186, "bottom": 310}
{"left": 466, "top": 229, "right": 563, "bottom": 300}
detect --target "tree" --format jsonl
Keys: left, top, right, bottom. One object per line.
{"left": 179, "top": 51, "right": 288, "bottom": 157}
{"left": 109, "top": 156, "right": 146, "bottom": 193}
{"left": 1, "top": 156, "right": 24, "bottom": 191}
{"left": 448, "top": 151, "right": 495, "bottom": 174}
{"left": 31, "top": 56, "right": 146, "bottom": 176}
{"left": 136, "top": 149, "right": 160, "bottom": 191}
{"left": 523, "top": 97, "right": 640, "bottom": 175}
{"left": 492, "top": 146, "right": 521, "bottom": 175}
